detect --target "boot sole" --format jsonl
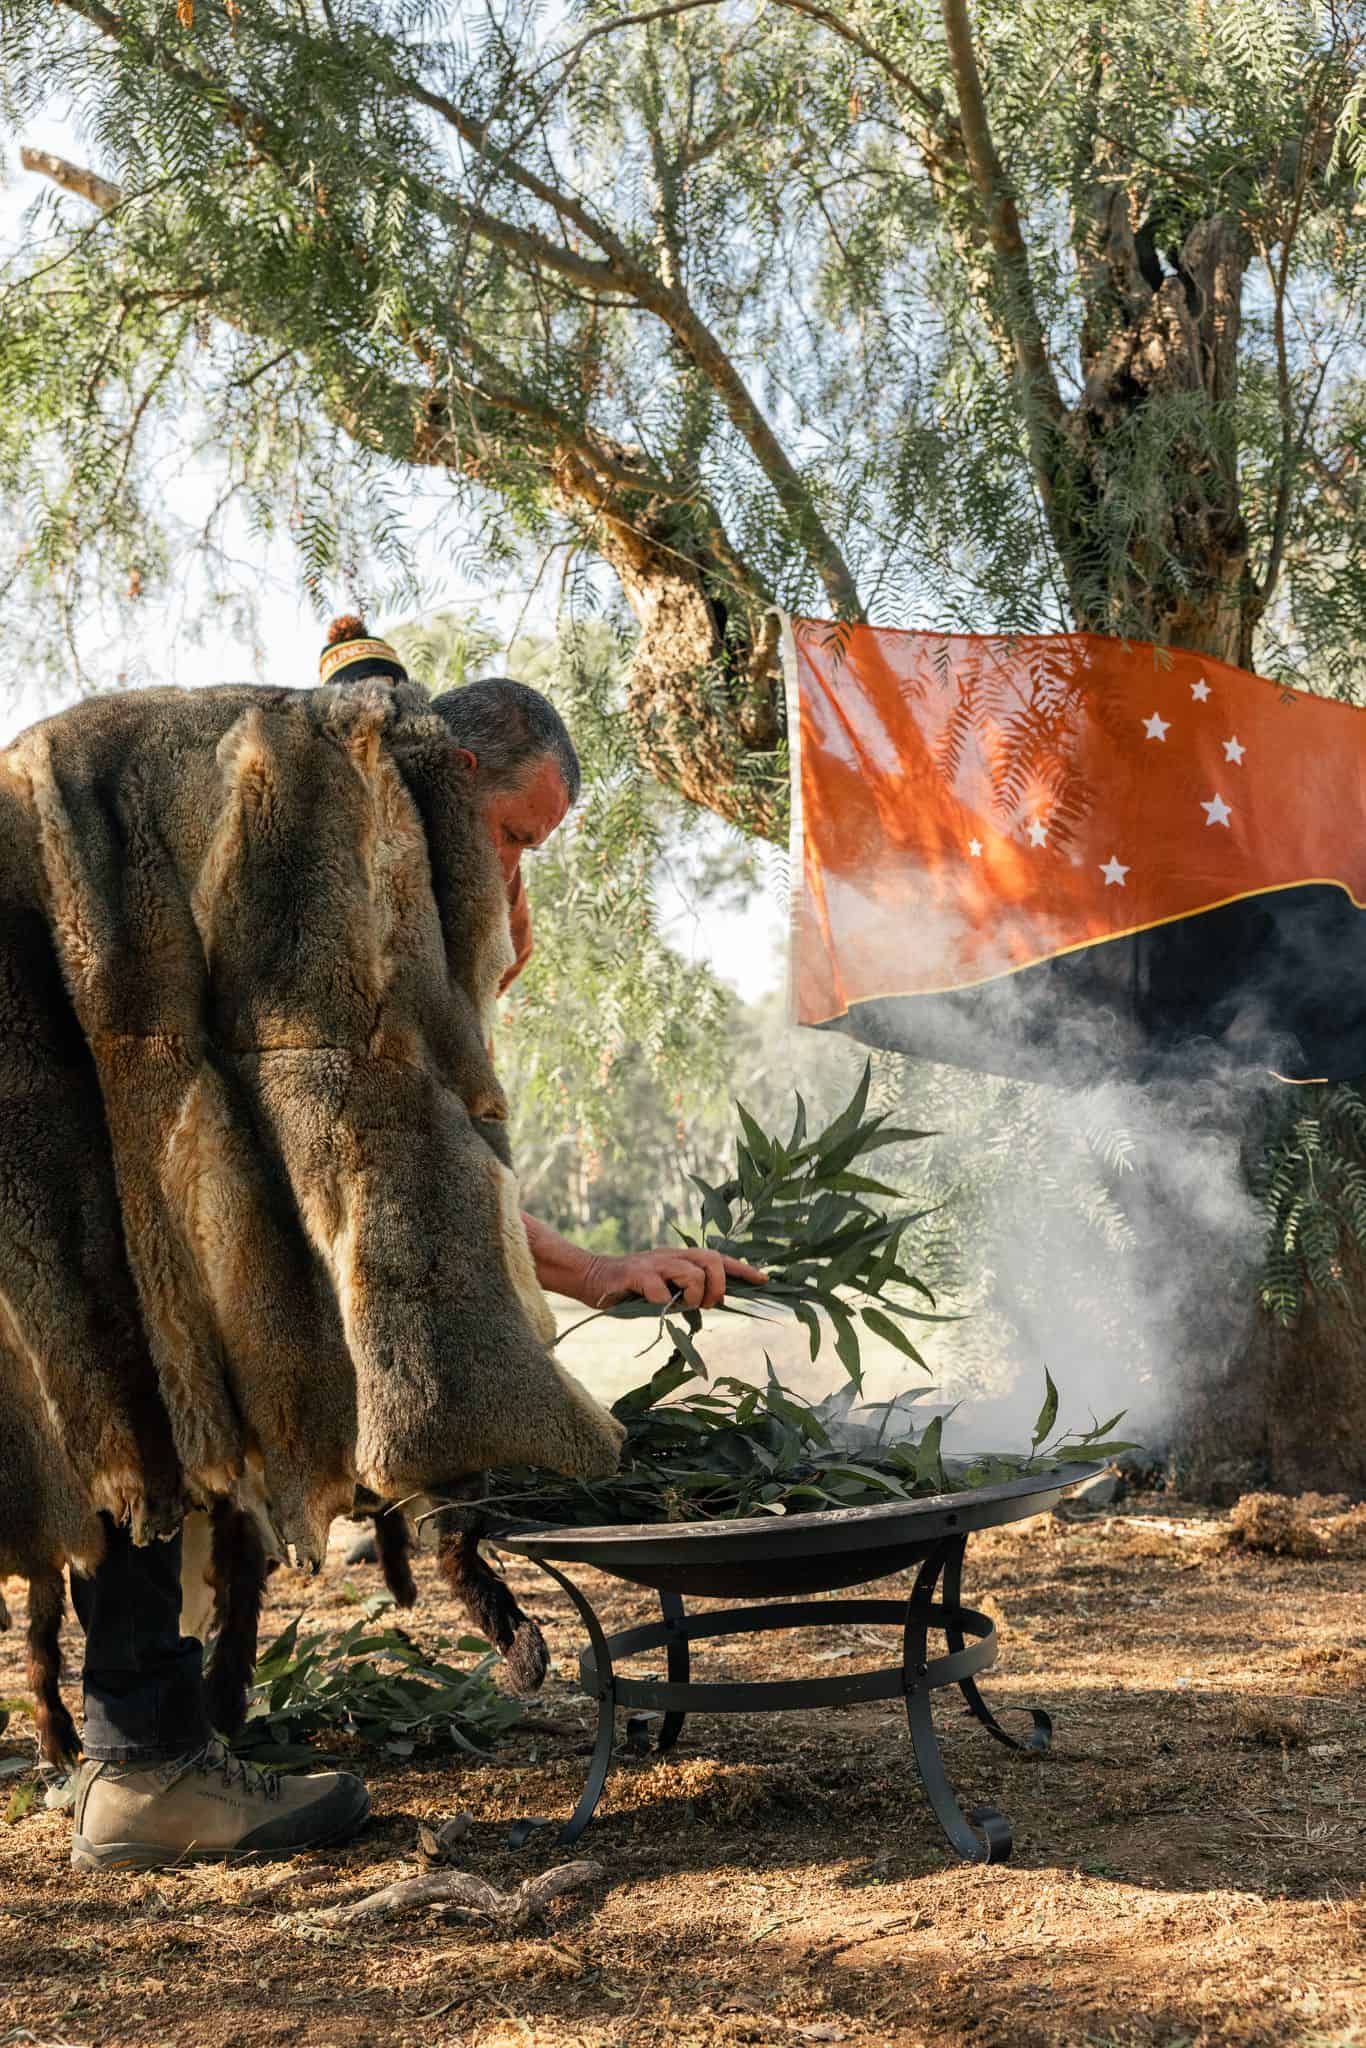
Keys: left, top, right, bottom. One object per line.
{"left": 71, "top": 1791, "right": 371, "bottom": 1872}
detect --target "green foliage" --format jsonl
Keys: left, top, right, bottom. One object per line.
{"left": 1256, "top": 1084, "right": 1366, "bottom": 1326}
{"left": 389, "top": 609, "right": 504, "bottom": 693}
{"left": 2, "top": 1779, "right": 38, "bottom": 1827}
{"left": 474, "top": 1074, "right": 1133, "bottom": 1525}
{"left": 476, "top": 1359, "right": 1133, "bottom": 1525}
{"left": 1, "top": 0, "right": 1364, "bottom": 700}
{"left": 0, "top": 1750, "right": 38, "bottom": 1826}
{"left": 233, "top": 1606, "right": 522, "bottom": 1768}
{"left": 495, "top": 623, "right": 742, "bottom": 1156}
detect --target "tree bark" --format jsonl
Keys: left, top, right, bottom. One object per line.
{"left": 1262, "top": 1277, "right": 1366, "bottom": 1496}
{"left": 1070, "top": 183, "right": 1253, "bottom": 663}
{"left": 547, "top": 445, "right": 786, "bottom": 838}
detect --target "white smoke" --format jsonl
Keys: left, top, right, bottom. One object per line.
{"left": 775, "top": 863, "right": 1280, "bottom": 1468}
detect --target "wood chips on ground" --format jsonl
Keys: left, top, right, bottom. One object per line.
{"left": 0, "top": 1494, "right": 1361, "bottom": 2048}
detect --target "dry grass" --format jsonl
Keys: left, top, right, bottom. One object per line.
{"left": 1225, "top": 1491, "right": 1330, "bottom": 1557}
{"left": 1224, "top": 1491, "right": 1366, "bottom": 1561}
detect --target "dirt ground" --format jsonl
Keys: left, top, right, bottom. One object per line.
{"left": 0, "top": 1493, "right": 1362, "bottom": 2048}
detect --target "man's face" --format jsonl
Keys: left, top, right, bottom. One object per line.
{"left": 477, "top": 753, "right": 571, "bottom": 884}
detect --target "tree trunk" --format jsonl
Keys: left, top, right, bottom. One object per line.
{"left": 1070, "top": 190, "right": 1255, "bottom": 665}
{"left": 551, "top": 447, "right": 787, "bottom": 841}
{"left": 1177, "top": 1287, "right": 1366, "bottom": 1502}
{"left": 1264, "top": 1282, "right": 1366, "bottom": 1496}
{"left": 1055, "top": 189, "right": 1366, "bottom": 1496}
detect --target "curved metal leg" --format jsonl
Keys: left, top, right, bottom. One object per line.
{"left": 560, "top": 1687, "right": 617, "bottom": 1846}
{"left": 655, "top": 1590, "right": 689, "bottom": 1756}
{"left": 903, "top": 1544, "right": 1012, "bottom": 1864}
{"left": 942, "top": 1538, "right": 1051, "bottom": 1754}
{"left": 507, "top": 1558, "right": 619, "bottom": 1849}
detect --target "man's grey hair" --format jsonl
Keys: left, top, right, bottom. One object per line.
{"left": 430, "top": 677, "right": 581, "bottom": 807}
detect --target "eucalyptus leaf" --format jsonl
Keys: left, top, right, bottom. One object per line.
{"left": 736, "top": 1100, "right": 775, "bottom": 1170}
{"left": 665, "top": 1320, "right": 709, "bottom": 1377}
{"left": 3, "top": 1781, "right": 37, "bottom": 1826}
{"left": 816, "top": 1061, "right": 872, "bottom": 1150}
{"left": 1032, "top": 1368, "right": 1060, "bottom": 1449}
{"left": 860, "top": 1304, "right": 929, "bottom": 1371}
{"left": 791, "top": 1300, "right": 823, "bottom": 1361}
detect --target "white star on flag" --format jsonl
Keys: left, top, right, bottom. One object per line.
{"left": 1191, "top": 678, "right": 1211, "bottom": 702}
{"left": 1201, "top": 793, "right": 1232, "bottom": 827}
{"left": 1223, "top": 735, "right": 1245, "bottom": 764}
{"left": 1026, "top": 819, "right": 1048, "bottom": 846}
{"left": 968, "top": 837, "right": 983, "bottom": 858}
{"left": 1100, "top": 855, "right": 1129, "bottom": 887}
{"left": 1143, "top": 712, "right": 1170, "bottom": 741}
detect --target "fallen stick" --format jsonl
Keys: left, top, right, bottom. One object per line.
{"left": 312, "top": 1859, "right": 604, "bottom": 1928}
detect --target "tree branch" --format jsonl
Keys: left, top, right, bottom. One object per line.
{"left": 1252, "top": 63, "right": 1341, "bottom": 624}
{"left": 533, "top": 0, "right": 943, "bottom": 121}
{"left": 49, "top": 0, "right": 861, "bottom": 618}
{"left": 938, "top": 0, "right": 1066, "bottom": 434}
{"left": 18, "top": 146, "right": 122, "bottom": 210}
{"left": 389, "top": 72, "right": 645, "bottom": 284}
{"left": 389, "top": 54, "right": 862, "bottom": 611}
{"left": 17, "top": 138, "right": 751, "bottom": 636}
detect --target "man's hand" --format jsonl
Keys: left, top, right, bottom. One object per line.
{"left": 520, "top": 1214, "right": 766, "bottom": 1312}
{"left": 581, "top": 1247, "right": 767, "bottom": 1312}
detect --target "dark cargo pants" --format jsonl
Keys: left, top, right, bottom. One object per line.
{"left": 70, "top": 1518, "right": 212, "bottom": 1763}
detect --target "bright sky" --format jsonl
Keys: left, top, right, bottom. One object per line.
{"left": 0, "top": 137, "right": 787, "bottom": 1004}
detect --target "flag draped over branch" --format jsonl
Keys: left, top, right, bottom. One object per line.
{"left": 783, "top": 618, "right": 1366, "bottom": 1084}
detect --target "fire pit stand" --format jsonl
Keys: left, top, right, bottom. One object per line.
{"left": 493, "top": 1463, "right": 1099, "bottom": 1864}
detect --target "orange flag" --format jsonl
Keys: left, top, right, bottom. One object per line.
{"left": 784, "top": 620, "right": 1366, "bottom": 1081}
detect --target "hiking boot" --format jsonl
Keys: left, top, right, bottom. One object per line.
{"left": 70, "top": 1738, "right": 369, "bottom": 1871}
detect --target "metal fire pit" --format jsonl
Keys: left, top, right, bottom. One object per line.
{"left": 492, "top": 1463, "right": 1101, "bottom": 1864}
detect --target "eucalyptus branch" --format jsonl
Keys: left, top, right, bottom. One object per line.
{"left": 476, "top": 1075, "right": 1131, "bottom": 1528}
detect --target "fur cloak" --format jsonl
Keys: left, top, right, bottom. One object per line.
{"left": 0, "top": 677, "right": 622, "bottom": 1590}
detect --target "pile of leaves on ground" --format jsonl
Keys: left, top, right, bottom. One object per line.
{"left": 233, "top": 1599, "right": 523, "bottom": 1767}
{"left": 475, "top": 1070, "right": 1133, "bottom": 1529}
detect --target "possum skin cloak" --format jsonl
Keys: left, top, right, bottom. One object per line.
{"left": 0, "top": 678, "right": 623, "bottom": 1586}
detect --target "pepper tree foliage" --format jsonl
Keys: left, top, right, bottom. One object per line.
{"left": 1257, "top": 1083, "right": 1366, "bottom": 1324}
{"left": 3, "top": 0, "right": 1366, "bottom": 1347}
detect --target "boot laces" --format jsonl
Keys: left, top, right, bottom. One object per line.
{"left": 187, "top": 1737, "right": 281, "bottom": 1803}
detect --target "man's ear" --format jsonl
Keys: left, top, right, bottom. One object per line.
{"left": 454, "top": 747, "right": 477, "bottom": 772}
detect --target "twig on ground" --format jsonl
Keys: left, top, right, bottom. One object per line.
{"left": 311, "top": 1859, "right": 605, "bottom": 1927}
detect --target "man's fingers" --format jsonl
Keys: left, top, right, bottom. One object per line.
{"left": 721, "top": 1253, "right": 769, "bottom": 1286}
{"left": 665, "top": 1262, "right": 707, "bottom": 1309}
{"left": 606, "top": 1248, "right": 769, "bottom": 1315}
{"left": 698, "top": 1250, "right": 729, "bottom": 1308}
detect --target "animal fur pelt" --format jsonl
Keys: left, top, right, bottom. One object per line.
{"left": 0, "top": 677, "right": 623, "bottom": 1748}
{"left": 435, "top": 1513, "right": 550, "bottom": 1695}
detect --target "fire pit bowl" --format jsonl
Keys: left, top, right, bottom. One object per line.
{"left": 491, "top": 1462, "right": 1103, "bottom": 1864}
